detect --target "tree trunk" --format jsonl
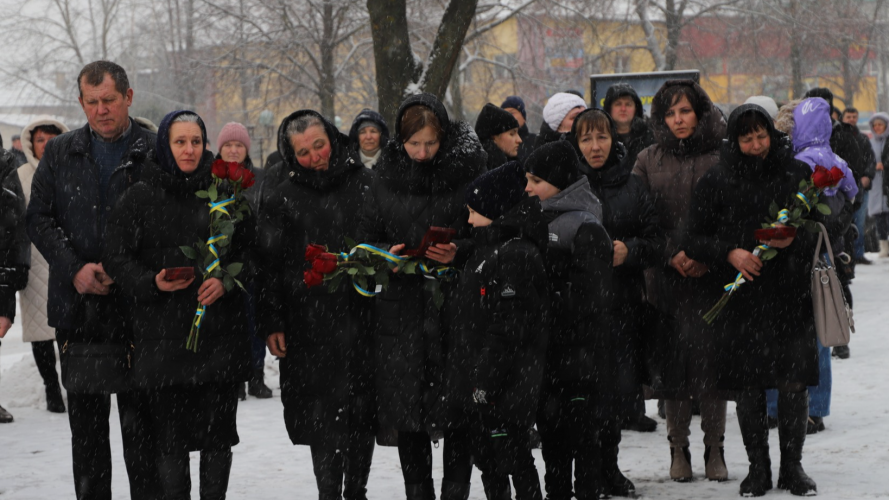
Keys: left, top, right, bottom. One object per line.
{"left": 841, "top": 40, "right": 855, "bottom": 109}
{"left": 421, "top": 0, "right": 479, "bottom": 98}
{"left": 319, "top": 1, "right": 336, "bottom": 120}
{"left": 635, "top": 0, "right": 666, "bottom": 70}
{"left": 664, "top": 0, "right": 680, "bottom": 71}
{"left": 367, "top": 0, "right": 421, "bottom": 126}
{"left": 448, "top": 65, "right": 464, "bottom": 121}
{"left": 789, "top": 0, "right": 805, "bottom": 99}
{"left": 368, "top": 0, "right": 477, "bottom": 126}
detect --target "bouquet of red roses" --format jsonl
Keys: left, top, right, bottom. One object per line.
{"left": 703, "top": 165, "right": 845, "bottom": 324}
{"left": 304, "top": 238, "right": 457, "bottom": 308}
{"left": 179, "top": 159, "right": 256, "bottom": 351}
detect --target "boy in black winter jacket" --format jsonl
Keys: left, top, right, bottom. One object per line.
{"left": 454, "top": 161, "right": 549, "bottom": 500}
{"left": 525, "top": 142, "right": 622, "bottom": 499}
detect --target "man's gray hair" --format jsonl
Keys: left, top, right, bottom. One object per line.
{"left": 286, "top": 114, "right": 325, "bottom": 138}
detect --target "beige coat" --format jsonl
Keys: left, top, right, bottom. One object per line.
{"left": 17, "top": 117, "right": 69, "bottom": 342}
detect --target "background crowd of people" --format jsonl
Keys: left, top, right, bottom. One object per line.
{"left": 0, "top": 59, "right": 877, "bottom": 500}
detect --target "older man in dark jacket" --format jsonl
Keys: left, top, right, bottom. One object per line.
{"left": 27, "top": 60, "right": 162, "bottom": 500}
{"left": 0, "top": 149, "right": 30, "bottom": 423}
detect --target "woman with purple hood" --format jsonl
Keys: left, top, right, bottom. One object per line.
{"left": 766, "top": 97, "right": 858, "bottom": 441}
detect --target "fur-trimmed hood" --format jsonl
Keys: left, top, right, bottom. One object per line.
{"left": 650, "top": 80, "right": 726, "bottom": 158}
{"left": 20, "top": 116, "right": 70, "bottom": 170}
{"left": 375, "top": 93, "right": 486, "bottom": 195}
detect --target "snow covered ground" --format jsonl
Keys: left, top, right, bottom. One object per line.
{"left": 2, "top": 258, "right": 888, "bottom": 499}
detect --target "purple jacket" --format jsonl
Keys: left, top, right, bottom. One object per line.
{"left": 791, "top": 98, "right": 858, "bottom": 199}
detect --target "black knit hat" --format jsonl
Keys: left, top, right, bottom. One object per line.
{"left": 465, "top": 161, "right": 527, "bottom": 220}
{"left": 475, "top": 103, "right": 519, "bottom": 142}
{"left": 523, "top": 141, "right": 580, "bottom": 190}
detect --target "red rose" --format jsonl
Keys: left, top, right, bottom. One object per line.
{"left": 228, "top": 163, "right": 245, "bottom": 182}
{"left": 240, "top": 168, "right": 256, "bottom": 189}
{"left": 812, "top": 165, "right": 844, "bottom": 189}
{"left": 303, "top": 270, "right": 324, "bottom": 288}
{"left": 305, "top": 244, "right": 326, "bottom": 262}
{"left": 827, "top": 166, "right": 845, "bottom": 186}
{"left": 311, "top": 253, "right": 338, "bottom": 274}
{"left": 212, "top": 159, "right": 229, "bottom": 179}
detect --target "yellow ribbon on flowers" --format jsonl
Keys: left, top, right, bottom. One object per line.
{"left": 208, "top": 197, "right": 236, "bottom": 216}
{"left": 207, "top": 234, "right": 226, "bottom": 259}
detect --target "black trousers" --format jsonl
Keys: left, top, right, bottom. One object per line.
{"left": 397, "top": 429, "right": 473, "bottom": 485}
{"left": 67, "top": 390, "right": 162, "bottom": 500}
{"left": 31, "top": 339, "right": 60, "bottom": 387}
{"left": 473, "top": 425, "right": 542, "bottom": 500}
{"left": 311, "top": 433, "right": 376, "bottom": 499}
{"left": 539, "top": 419, "right": 607, "bottom": 500}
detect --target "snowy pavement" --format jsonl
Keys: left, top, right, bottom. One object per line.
{"left": 2, "top": 258, "right": 888, "bottom": 499}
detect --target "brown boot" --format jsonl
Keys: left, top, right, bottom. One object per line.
{"left": 670, "top": 445, "right": 693, "bottom": 482}
{"left": 704, "top": 445, "right": 728, "bottom": 481}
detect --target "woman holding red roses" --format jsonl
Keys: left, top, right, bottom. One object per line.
{"left": 259, "top": 110, "right": 377, "bottom": 500}
{"left": 684, "top": 104, "right": 824, "bottom": 496}
{"left": 104, "top": 110, "right": 258, "bottom": 499}
{"left": 358, "top": 93, "right": 486, "bottom": 500}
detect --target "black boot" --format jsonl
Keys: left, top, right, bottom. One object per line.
{"left": 405, "top": 479, "right": 436, "bottom": 500}
{"left": 736, "top": 389, "right": 772, "bottom": 497}
{"left": 312, "top": 445, "right": 345, "bottom": 500}
{"left": 344, "top": 434, "right": 375, "bottom": 500}
{"left": 482, "top": 473, "right": 512, "bottom": 500}
{"left": 199, "top": 449, "right": 233, "bottom": 500}
{"left": 576, "top": 427, "right": 610, "bottom": 499}
{"left": 600, "top": 421, "right": 634, "bottom": 497}
{"left": 776, "top": 391, "right": 817, "bottom": 496}
{"left": 237, "top": 382, "right": 246, "bottom": 401}
{"left": 157, "top": 454, "right": 191, "bottom": 500}
{"left": 440, "top": 480, "right": 470, "bottom": 500}
{"left": 0, "top": 403, "right": 13, "bottom": 423}
{"left": 46, "top": 381, "right": 66, "bottom": 413}
{"left": 247, "top": 369, "right": 272, "bottom": 398}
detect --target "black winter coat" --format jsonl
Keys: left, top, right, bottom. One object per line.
{"left": 0, "top": 150, "right": 29, "bottom": 320}
{"left": 851, "top": 128, "right": 877, "bottom": 187}
{"left": 535, "top": 177, "right": 619, "bottom": 426}
{"left": 535, "top": 121, "right": 569, "bottom": 149}
{"left": 358, "top": 93, "right": 486, "bottom": 434}
{"left": 617, "top": 117, "right": 656, "bottom": 169}
{"left": 684, "top": 105, "right": 820, "bottom": 389}
{"left": 444, "top": 197, "right": 550, "bottom": 430}
{"left": 27, "top": 120, "right": 154, "bottom": 331}
{"left": 517, "top": 123, "right": 538, "bottom": 163}
{"left": 579, "top": 142, "right": 661, "bottom": 306}
{"left": 103, "top": 154, "right": 255, "bottom": 388}
{"left": 482, "top": 139, "right": 510, "bottom": 171}
{"left": 579, "top": 142, "right": 663, "bottom": 397}
{"left": 259, "top": 110, "right": 376, "bottom": 447}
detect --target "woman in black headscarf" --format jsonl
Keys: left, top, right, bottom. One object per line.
{"left": 104, "top": 110, "right": 257, "bottom": 499}
{"left": 685, "top": 104, "right": 820, "bottom": 497}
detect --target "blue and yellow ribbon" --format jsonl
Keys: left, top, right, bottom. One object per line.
{"left": 193, "top": 305, "right": 205, "bottom": 329}
{"left": 777, "top": 209, "right": 789, "bottom": 223}
{"left": 208, "top": 197, "right": 236, "bottom": 215}
{"left": 795, "top": 192, "right": 811, "bottom": 211}
{"left": 334, "top": 243, "right": 456, "bottom": 297}
{"left": 722, "top": 243, "right": 771, "bottom": 294}
{"left": 207, "top": 234, "right": 226, "bottom": 259}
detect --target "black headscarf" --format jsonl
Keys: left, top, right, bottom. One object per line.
{"left": 156, "top": 110, "right": 208, "bottom": 177}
